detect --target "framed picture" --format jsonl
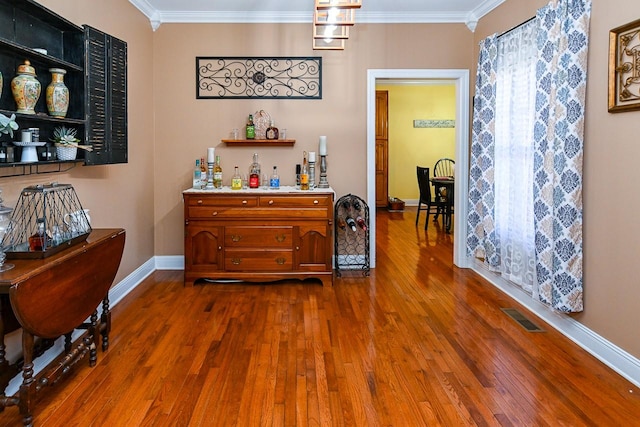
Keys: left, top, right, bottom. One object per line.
{"left": 608, "top": 18, "right": 640, "bottom": 113}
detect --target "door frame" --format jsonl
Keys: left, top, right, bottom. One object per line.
{"left": 366, "top": 69, "right": 471, "bottom": 268}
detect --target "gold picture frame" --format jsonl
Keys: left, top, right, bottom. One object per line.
{"left": 608, "top": 18, "right": 640, "bottom": 113}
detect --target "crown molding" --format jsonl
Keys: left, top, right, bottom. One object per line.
{"left": 129, "top": 0, "right": 505, "bottom": 32}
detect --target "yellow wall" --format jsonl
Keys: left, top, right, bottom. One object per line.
{"left": 376, "top": 84, "right": 456, "bottom": 202}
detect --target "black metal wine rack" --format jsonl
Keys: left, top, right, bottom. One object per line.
{"left": 334, "top": 194, "right": 370, "bottom": 277}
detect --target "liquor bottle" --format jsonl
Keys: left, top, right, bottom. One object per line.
{"left": 200, "top": 157, "right": 207, "bottom": 183}
{"left": 270, "top": 166, "right": 280, "bottom": 189}
{"left": 213, "top": 155, "right": 223, "bottom": 188}
{"left": 265, "top": 120, "right": 279, "bottom": 140}
{"left": 193, "top": 159, "right": 202, "bottom": 189}
{"left": 246, "top": 114, "right": 255, "bottom": 139}
{"left": 345, "top": 216, "right": 357, "bottom": 232}
{"left": 337, "top": 216, "right": 346, "bottom": 230}
{"left": 231, "top": 166, "right": 242, "bottom": 190}
{"left": 353, "top": 199, "right": 362, "bottom": 212}
{"left": 249, "top": 153, "right": 261, "bottom": 188}
{"left": 300, "top": 152, "right": 310, "bottom": 190}
{"left": 29, "top": 217, "right": 46, "bottom": 251}
{"left": 295, "top": 164, "right": 301, "bottom": 187}
{"left": 356, "top": 216, "right": 367, "bottom": 231}
{"left": 342, "top": 199, "right": 351, "bottom": 211}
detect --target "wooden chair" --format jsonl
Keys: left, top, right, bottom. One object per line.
{"left": 416, "top": 166, "right": 438, "bottom": 229}
{"left": 433, "top": 158, "right": 455, "bottom": 223}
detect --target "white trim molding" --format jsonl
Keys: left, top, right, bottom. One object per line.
{"left": 471, "top": 259, "right": 640, "bottom": 389}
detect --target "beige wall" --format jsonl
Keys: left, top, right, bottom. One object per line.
{"left": 377, "top": 84, "right": 456, "bottom": 201}
{"left": 7, "top": 0, "right": 637, "bottom": 364}
{"left": 5, "top": 0, "right": 157, "bottom": 284}
{"left": 476, "top": 0, "right": 640, "bottom": 359}
{"left": 151, "top": 22, "right": 473, "bottom": 255}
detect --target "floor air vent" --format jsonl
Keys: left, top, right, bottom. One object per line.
{"left": 501, "top": 308, "right": 544, "bottom": 332}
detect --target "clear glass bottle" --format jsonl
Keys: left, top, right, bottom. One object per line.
{"left": 246, "top": 114, "right": 255, "bottom": 139}
{"left": 300, "top": 151, "right": 310, "bottom": 190}
{"left": 249, "top": 153, "right": 260, "bottom": 188}
{"left": 213, "top": 155, "right": 223, "bottom": 188}
{"left": 193, "top": 159, "right": 202, "bottom": 189}
{"left": 270, "top": 166, "right": 280, "bottom": 189}
{"left": 265, "top": 120, "right": 279, "bottom": 140}
{"left": 231, "top": 166, "right": 242, "bottom": 190}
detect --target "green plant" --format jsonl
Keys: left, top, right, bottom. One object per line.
{"left": 52, "top": 126, "right": 93, "bottom": 151}
{"left": 0, "top": 113, "right": 18, "bottom": 137}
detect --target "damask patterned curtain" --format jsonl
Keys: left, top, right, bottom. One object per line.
{"left": 467, "top": 35, "right": 499, "bottom": 268}
{"left": 533, "top": 0, "right": 591, "bottom": 312}
{"left": 467, "top": 0, "right": 591, "bottom": 313}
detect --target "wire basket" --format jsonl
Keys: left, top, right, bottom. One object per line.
{"left": 2, "top": 183, "right": 91, "bottom": 259}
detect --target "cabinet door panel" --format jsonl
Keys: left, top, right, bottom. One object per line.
{"left": 296, "top": 224, "right": 331, "bottom": 270}
{"left": 185, "top": 224, "right": 222, "bottom": 271}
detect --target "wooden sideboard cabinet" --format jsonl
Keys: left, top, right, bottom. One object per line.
{"left": 183, "top": 187, "right": 334, "bottom": 287}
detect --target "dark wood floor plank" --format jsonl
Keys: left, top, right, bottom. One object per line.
{"left": 1, "top": 208, "right": 639, "bottom": 426}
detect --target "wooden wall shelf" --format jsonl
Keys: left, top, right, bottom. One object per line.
{"left": 222, "top": 139, "right": 295, "bottom": 147}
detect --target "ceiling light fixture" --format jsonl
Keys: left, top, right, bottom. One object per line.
{"left": 312, "top": 0, "right": 362, "bottom": 50}
{"left": 314, "top": 0, "right": 362, "bottom": 10}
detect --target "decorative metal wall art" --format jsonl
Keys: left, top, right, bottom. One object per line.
{"left": 196, "top": 57, "right": 322, "bottom": 99}
{"left": 608, "top": 18, "right": 640, "bottom": 113}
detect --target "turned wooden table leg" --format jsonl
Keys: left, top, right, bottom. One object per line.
{"left": 89, "top": 310, "right": 98, "bottom": 366}
{"left": 101, "top": 296, "right": 111, "bottom": 352}
{"left": 19, "top": 331, "right": 35, "bottom": 427}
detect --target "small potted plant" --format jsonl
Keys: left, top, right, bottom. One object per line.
{"left": 52, "top": 126, "right": 92, "bottom": 160}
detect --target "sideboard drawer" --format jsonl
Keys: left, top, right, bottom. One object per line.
{"left": 259, "top": 195, "right": 331, "bottom": 208}
{"left": 224, "top": 250, "right": 293, "bottom": 271}
{"left": 188, "top": 196, "right": 259, "bottom": 207}
{"left": 225, "top": 226, "right": 293, "bottom": 248}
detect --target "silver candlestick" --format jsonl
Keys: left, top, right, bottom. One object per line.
{"left": 205, "top": 161, "right": 214, "bottom": 189}
{"left": 317, "top": 154, "right": 330, "bottom": 188}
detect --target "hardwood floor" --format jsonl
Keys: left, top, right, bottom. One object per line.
{"left": 1, "top": 208, "right": 639, "bottom": 426}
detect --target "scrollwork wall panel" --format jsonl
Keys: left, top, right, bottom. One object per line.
{"left": 196, "top": 57, "right": 322, "bottom": 99}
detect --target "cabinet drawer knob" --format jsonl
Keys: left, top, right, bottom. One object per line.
{"left": 231, "top": 235, "right": 242, "bottom": 242}
{"left": 197, "top": 200, "right": 203, "bottom": 204}
{"left": 231, "top": 258, "right": 242, "bottom": 265}
{"left": 313, "top": 200, "right": 319, "bottom": 204}
{"left": 218, "top": 246, "right": 222, "bottom": 250}
{"left": 242, "top": 200, "right": 248, "bottom": 205}
{"left": 268, "top": 200, "right": 274, "bottom": 205}
{"left": 212, "top": 211, "right": 218, "bottom": 216}
{"left": 275, "top": 234, "right": 286, "bottom": 242}
{"left": 275, "top": 257, "right": 286, "bottom": 265}
{"left": 295, "top": 246, "right": 300, "bottom": 251}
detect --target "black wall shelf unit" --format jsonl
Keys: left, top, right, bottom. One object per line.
{"left": 0, "top": 0, "right": 127, "bottom": 176}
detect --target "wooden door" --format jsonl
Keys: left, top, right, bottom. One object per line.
{"left": 375, "top": 90, "right": 389, "bottom": 207}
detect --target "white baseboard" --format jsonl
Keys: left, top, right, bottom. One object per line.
{"left": 471, "top": 260, "right": 640, "bottom": 388}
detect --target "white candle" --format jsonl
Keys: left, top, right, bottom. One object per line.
{"left": 319, "top": 136, "right": 327, "bottom": 155}
{"left": 308, "top": 151, "right": 316, "bottom": 162}
{"left": 207, "top": 147, "right": 215, "bottom": 163}
{"left": 21, "top": 130, "right": 32, "bottom": 143}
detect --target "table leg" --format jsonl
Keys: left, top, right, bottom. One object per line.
{"left": 101, "top": 296, "right": 111, "bottom": 352}
{"left": 19, "top": 331, "right": 35, "bottom": 427}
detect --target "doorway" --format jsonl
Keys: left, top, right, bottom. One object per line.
{"left": 366, "top": 69, "right": 471, "bottom": 269}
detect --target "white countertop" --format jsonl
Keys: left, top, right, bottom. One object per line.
{"left": 183, "top": 185, "right": 334, "bottom": 195}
